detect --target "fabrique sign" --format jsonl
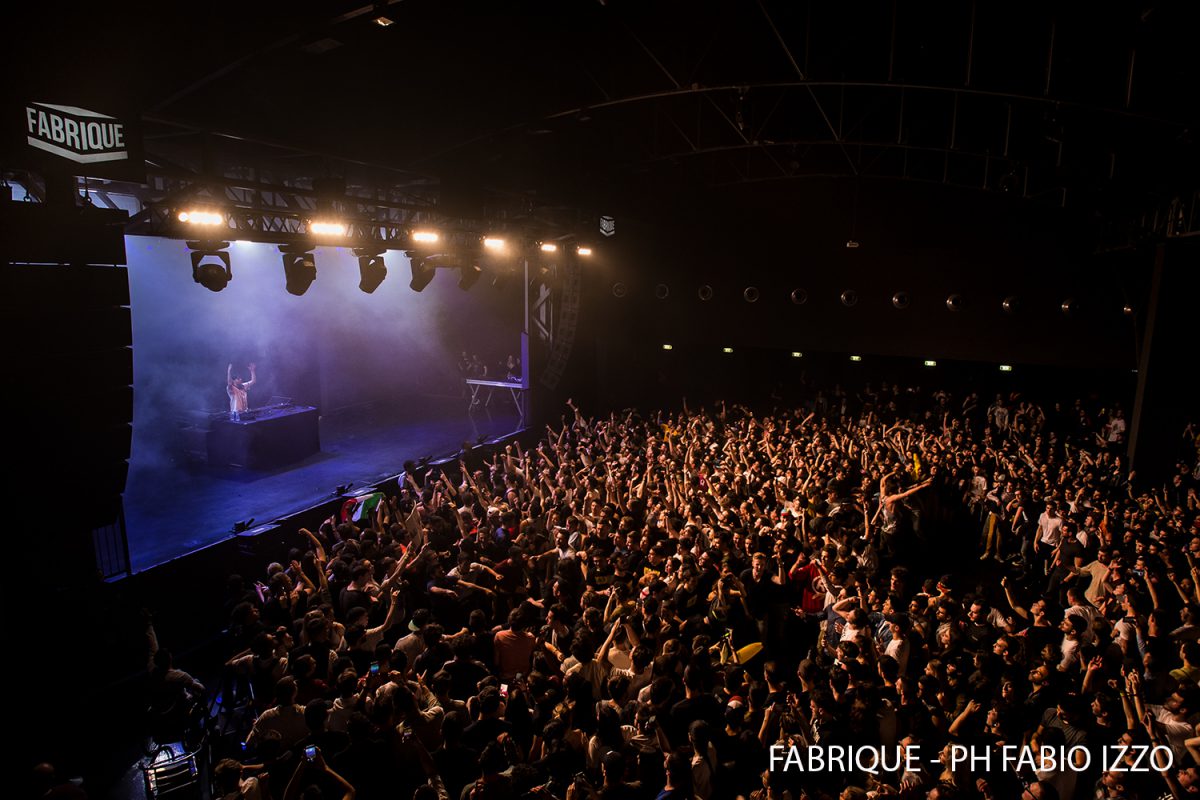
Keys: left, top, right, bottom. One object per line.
{"left": 4, "top": 96, "right": 143, "bottom": 181}
{"left": 25, "top": 102, "right": 128, "bottom": 164}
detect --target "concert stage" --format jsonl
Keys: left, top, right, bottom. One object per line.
{"left": 123, "top": 400, "right": 523, "bottom": 573}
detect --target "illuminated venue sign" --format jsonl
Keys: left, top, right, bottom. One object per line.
{"left": 5, "top": 97, "right": 142, "bottom": 181}
{"left": 25, "top": 102, "right": 128, "bottom": 164}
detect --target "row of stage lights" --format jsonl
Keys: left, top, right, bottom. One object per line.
{"left": 620, "top": 283, "right": 1136, "bottom": 317}
{"left": 658, "top": 345, "right": 1019, "bottom": 372}
{"left": 178, "top": 209, "right": 593, "bottom": 295}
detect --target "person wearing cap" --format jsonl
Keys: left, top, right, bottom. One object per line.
{"left": 395, "top": 608, "right": 431, "bottom": 668}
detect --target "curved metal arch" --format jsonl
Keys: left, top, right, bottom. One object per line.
{"left": 645, "top": 138, "right": 1022, "bottom": 168}
{"left": 410, "top": 80, "right": 1185, "bottom": 168}
{"left": 706, "top": 169, "right": 1023, "bottom": 196}
{"left": 649, "top": 138, "right": 1043, "bottom": 200}
{"left": 545, "top": 81, "right": 1184, "bottom": 128}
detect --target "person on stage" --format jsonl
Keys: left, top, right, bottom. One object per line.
{"left": 226, "top": 362, "right": 256, "bottom": 420}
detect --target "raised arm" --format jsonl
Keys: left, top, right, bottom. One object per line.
{"left": 1001, "top": 577, "right": 1029, "bottom": 620}
{"left": 596, "top": 615, "right": 622, "bottom": 670}
{"left": 298, "top": 527, "right": 327, "bottom": 562}
{"left": 243, "top": 363, "right": 257, "bottom": 389}
{"left": 882, "top": 477, "right": 933, "bottom": 505}
{"left": 1142, "top": 571, "right": 1161, "bottom": 610}
{"left": 948, "top": 700, "right": 982, "bottom": 737}
{"left": 365, "top": 589, "right": 404, "bottom": 638}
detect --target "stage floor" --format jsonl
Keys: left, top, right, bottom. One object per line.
{"left": 124, "top": 399, "right": 523, "bottom": 572}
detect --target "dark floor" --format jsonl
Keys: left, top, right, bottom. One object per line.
{"left": 124, "top": 397, "right": 524, "bottom": 572}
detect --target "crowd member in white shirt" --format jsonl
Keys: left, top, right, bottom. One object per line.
{"left": 1034, "top": 500, "right": 1063, "bottom": 574}
{"left": 1057, "top": 615, "right": 1086, "bottom": 672}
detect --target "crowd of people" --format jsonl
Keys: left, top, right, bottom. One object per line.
{"left": 154, "top": 384, "right": 1199, "bottom": 800}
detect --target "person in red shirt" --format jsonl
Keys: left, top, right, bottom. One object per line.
{"left": 492, "top": 609, "right": 536, "bottom": 681}
{"left": 786, "top": 547, "right": 829, "bottom": 616}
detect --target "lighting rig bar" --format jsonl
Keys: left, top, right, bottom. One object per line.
{"left": 163, "top": 205, "right": 567, "bottom": 254}
{"left": 145, "top": 202, "right": 423, "bottom": 248}
{"left": 3, "top": 165, "right": 591, "bottom": 255}
{"left": 114, "top": 171, "right": 573, "bottom": 249}
{"left": 125, "top": 176, "right": 446, "bottom": 244}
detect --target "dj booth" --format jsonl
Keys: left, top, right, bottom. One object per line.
{"left": 206, "top": 403, "right": 320, "bottom": 469}
{"left": 465, "top": 378, "right": 529, "bottom": 424}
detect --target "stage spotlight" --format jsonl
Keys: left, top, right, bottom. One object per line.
{"left": 177, "top": 209, "right": 226, "bottom": 226}
{"left": 698, "top": 285, "right": 714, "bottom": 301}
{"left": 722, "top": 347, "right": 734, "bottom": 354}
{"left": 281, "top": 249, "right": 317, "bottom": 296}
{"left": 1122, "top": 303, "right": 1134, "bottom": 316}
{"left": 371, "top": 0, "right": 395, "bottom": 25}
{"left": 790, "top": 288, "right": 808, "bottom": 305}
{"left": 409, "top": 254, "right": 436, "bottom": 292}
{"left": 1002, "top": 296, "right": 1020, "bottom": 314}
{"left": 483, "top": 237, "right": 506, "bottom": 251}
{"left": 188, "top": 240, "right": 232, "bottom": 292}
{"left": 662, "top": 344, "right": 673, "bottom": 351}
{"left": 576, "top": 246, "right": 592, "bottom": 256}
{"left": 372, "top": 11, "right": 394, "bottom": 26}
{"left": 924, "top": 360, "right": 937, "bottom": 367}
{"left": 850, "top": 355, "right": 863, "bottom": 362}
{"left": 999, "top": 364, "right": 1013, "bottom": 372}
{"left": 945, "top": 294, "right": 964, "bottom": 312}
{"left": 411, "top": 230, "right": 440, "bottom": 244}
{"left": 892, "top": 291, "right": 910, "bottom": 309}
{"left": 193, "top": 254, "right": 231, "bottom": 291}
{"left": 1061, "top": 298, "right": 1077, "bottom": 315}
{"left": 458, "top": 264, "right": 483, "bottom": 291}
{"left": 743, "top": 287, "right": 760, "bottom": 303}
{"left": 612, "top": 282, "right": 628, "bottom": 298}
{"left": 840, "top": 290, "right": 858, "bottom": 307}
{"left": 655, "top": 284, "right": 670, "bottom": 300}
{"left": 354, "top": 249, "right": 387, "bottom": 293}
{"left": 791, "top": 352, "right": 803, "bottom": 358}
{"left": 540, "top": 243, "right": 558, "bottom": 253}
{"left": 309, "top": 220, "right": 348, "bottom": 237}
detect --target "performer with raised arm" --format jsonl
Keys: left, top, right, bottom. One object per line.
{"left": 226, "top": 362, "right": 256, "bottom": 420}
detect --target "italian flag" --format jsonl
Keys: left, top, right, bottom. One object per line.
{"left": 341, "top": 492, "right": 384, "bottom": 524}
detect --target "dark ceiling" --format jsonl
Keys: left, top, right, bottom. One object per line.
{"left": 7, "top": 0, "right": 1198, "bottom": 240}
